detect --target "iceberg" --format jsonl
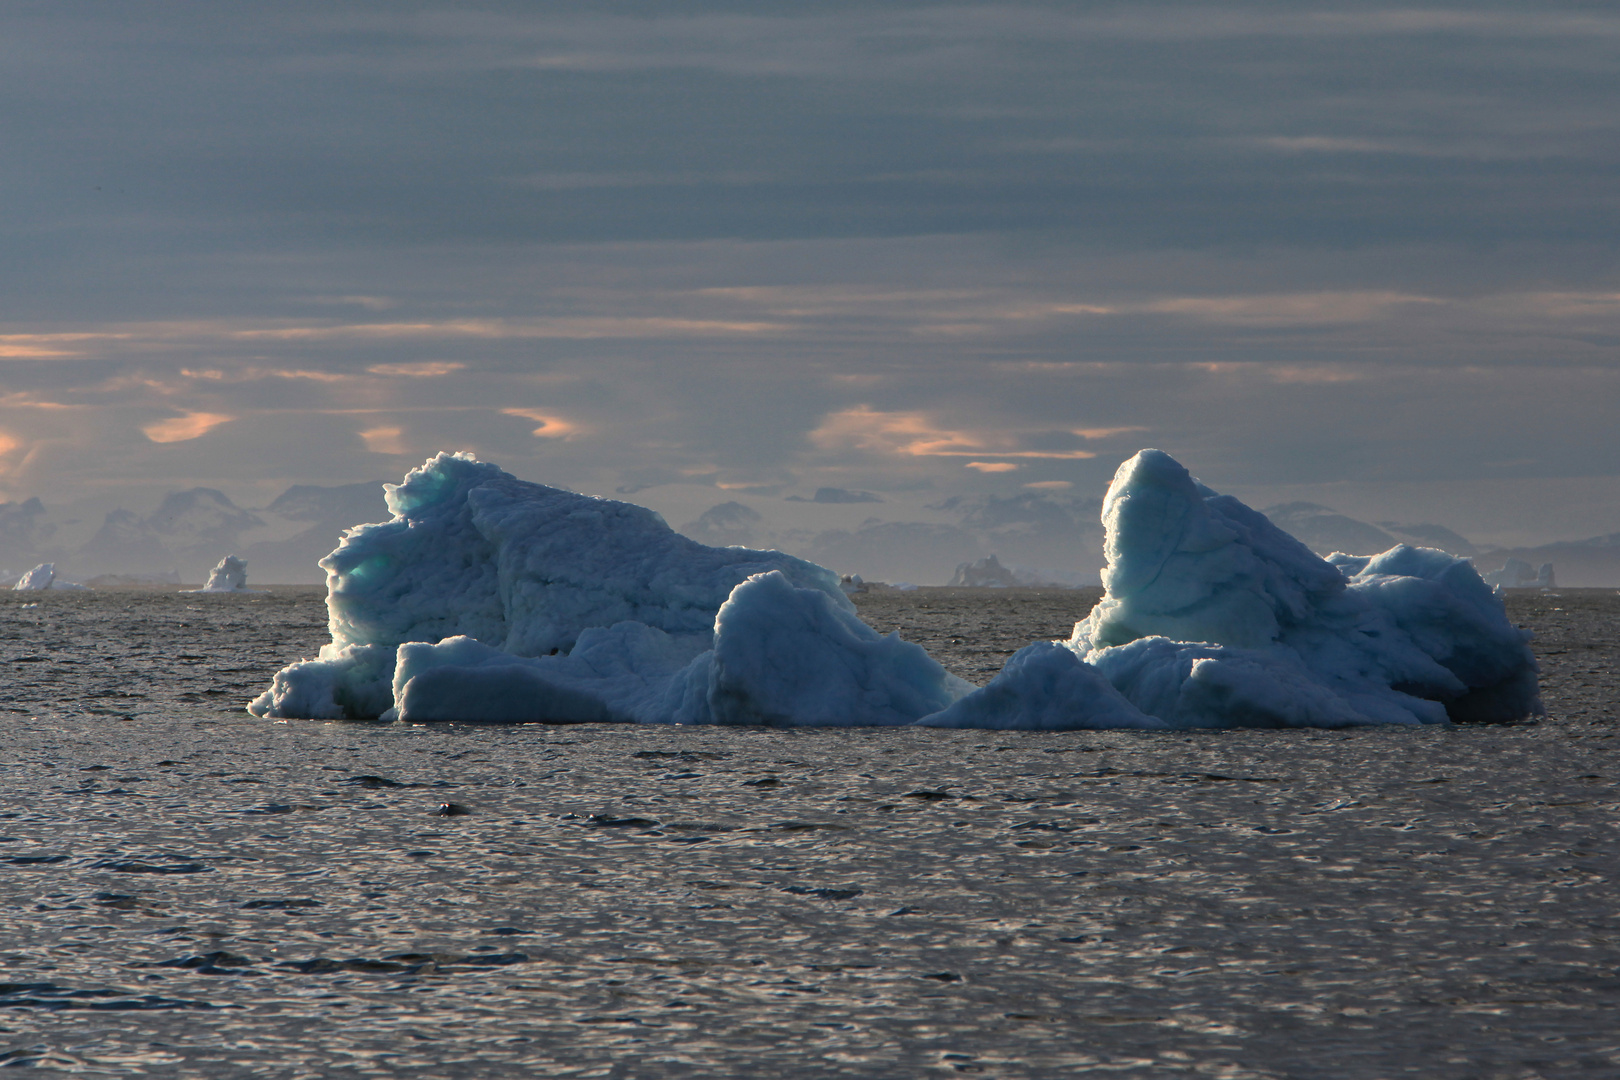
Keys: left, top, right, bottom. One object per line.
{"left": 949, "top": 554, "right": 1020, "bottom": 588}
{"left": 249, "top": 449, "right": 1540, "bottom": 731}
{"left": 14, "top": 563, "right": 55, "bottom": 590}
{"left": 12, "top": 563, "right": 88, "bottom": 591}
{"left": 1481, "top": 557, "right": 1555, "bottom": 591}
{"left": 387, "top": 569, "right": 972, "bottom": 727}
{"left": 917, "top": 641, "right": 1161, "bottom": 730}
{"left": 193, "top": 554, "right": 256, "bottom": 593}
{"left": 921, "top": 450, "right": 1538, "bottom": 730}
{"left": 248, "top": 452, "right": 954, "bottom": 721}
{"left": 1070, "top": 451, "right": 1538, "bottom": 726}
{"left": 949, "top": 553, "right": 1089, "bottom": 588}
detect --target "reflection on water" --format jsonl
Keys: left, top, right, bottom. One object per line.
{"left": 0, "top": 589, "right": 1616, "bottom": 1077}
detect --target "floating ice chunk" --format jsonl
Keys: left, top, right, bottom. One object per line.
{"left": 14, "top": 563, "right": 54, "bottom": 590}
{"left": 11, "top": 563, "right": 87, "bottom": 591}
{"left": 1482, "top": 557, "right": 1534, "bottom": 590}
{"left": 1339, "top": 544, "right": 1541, "bottom": 724}
{"left": 394, "top": 636, "right": 623, "bottom": 724}
{"left": 388, "top": 570, "right": 971, "bottom": 727}
{"left": 251, "top": 453, "right": 848, "bottom": 719}
{"left": 390, "top": 623, "right": 706, "bottom": 724}
{"left": 1481, "top": 557, "right": 1556, "bottom": 591}
{"left": 1070, "top": 450, "right": 1540, "bottom": 726}
{"left": 916, "top": 641, "right": 1160, "bottom": 730}
{"left": 251, "top": 644, "right": 398, "bottom": 720}
{"left": 950, "top": 554, "right": 1020, "bottom": 588}
{"left": 195, "top": 554, "right": 255, "bottom": 593}
{"left": 679, "top": 570, "right": 972, "bottom": 727}
{"left": 1085, "top": 636, "right": 1429, "bottom": 728}
{"left": 948, "top": 554, "right": 1089, "bottom": 588}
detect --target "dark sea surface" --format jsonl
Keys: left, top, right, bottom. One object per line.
{"left": 1, "top": 587, "right": 1616, "bottom": 1078}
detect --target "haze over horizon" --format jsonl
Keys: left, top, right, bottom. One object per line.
{"left": 5, "top": 2, "right": 1619, "bottom": 556}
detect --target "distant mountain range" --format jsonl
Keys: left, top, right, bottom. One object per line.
{"left": 681, "top": 490, "right": 1108, "bottom": 585}
{"left": 680, "top": 492, "right": 1620, "bottom": 587}
{"left": 0, "top": 481, "right": 388, "bottom": 586}
{"left": 1261, "top": 502, "right": 1479, "bottom": 558}
{"left": 7, "top": 481, "right": 1619, "bottom": 588}
{"left": 1263, "top": 501, "right": 1620, "bottom": 587}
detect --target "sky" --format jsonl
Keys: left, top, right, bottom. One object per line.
{"left": 4, "top": 1, "right": 1619, "bottom": 551}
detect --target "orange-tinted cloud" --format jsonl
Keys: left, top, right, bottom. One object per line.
{"left": 810, "top": 406, "right": 1098, "bottom": 460}
{"left": 1143, "top": 290, "right": 1440, "bottom": 325}
{"left": 229, "top": 317, "right": 786, "bottom": 342}
{"left": 366, "top": 361, "right": 468, "bottom": 377}
{"left": 180, "top": 366, "right": 348, "bottom": 383}
{"left": 359, "top": 426, "right": 407, "bottom": 454}
{"left": 501, "top": 408, "right": 583, "bottom": 438}
{"left": 142, "top": 411, "right": 234, "bottom": 443}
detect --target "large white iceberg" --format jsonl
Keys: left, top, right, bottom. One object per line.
{"left": 249, "top": 449, "right": 1540, "bottom": 730}
{"left": 941, "top": 449, "right": 1538, "bottom": 729}
{"left": 247, "top": 453, "right": 968, "bottom": 722}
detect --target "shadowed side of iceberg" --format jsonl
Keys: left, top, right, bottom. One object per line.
{"left": 386, "top": 571, "right": 974, "bottom": 727}
{"left": 1068, "top": 449, "right": 1540, "bottom": 727}
{"left": 250, "top": 452, "right": 846, "bottom": 720}
{"left": 683, "top": 570, "right": 974, "bottom": 727}
{"left": 915, "top": 641, "right": 1162, "bottom": 731}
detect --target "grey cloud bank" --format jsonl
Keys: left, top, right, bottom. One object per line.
{"left": 2, "top": 1, "right": 1618, "bottom": 552}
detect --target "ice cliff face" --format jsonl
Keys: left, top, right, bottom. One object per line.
{"left": 249, "top": 449, "right": 1541, "bottom": 731}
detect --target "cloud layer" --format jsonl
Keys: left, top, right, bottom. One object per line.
{"left": 3, "top": 2, "right": 1618, "bottom": 549}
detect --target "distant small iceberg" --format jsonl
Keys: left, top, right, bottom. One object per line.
{"left": 950, "top": 554, "right": 1020, "bottom": 588}
{"left": 188, "top": 555, "right": 261, "bottom": 594}
{"left": 12, "top": 563, "right": 88, "bottom": 591}
{"left": 1481, "top": 557, "right": 1554, "bottom": 591}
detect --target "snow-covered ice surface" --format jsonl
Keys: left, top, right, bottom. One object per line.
{"left": 191, "top": 554, "right": 257, "bottom": 593}
{"left": 250, "top": 450, "right": 1539, "bottom": 730}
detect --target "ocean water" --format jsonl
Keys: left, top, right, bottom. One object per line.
{"left": 1, "top": 587, "right": 1616, "bottom": 1078}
